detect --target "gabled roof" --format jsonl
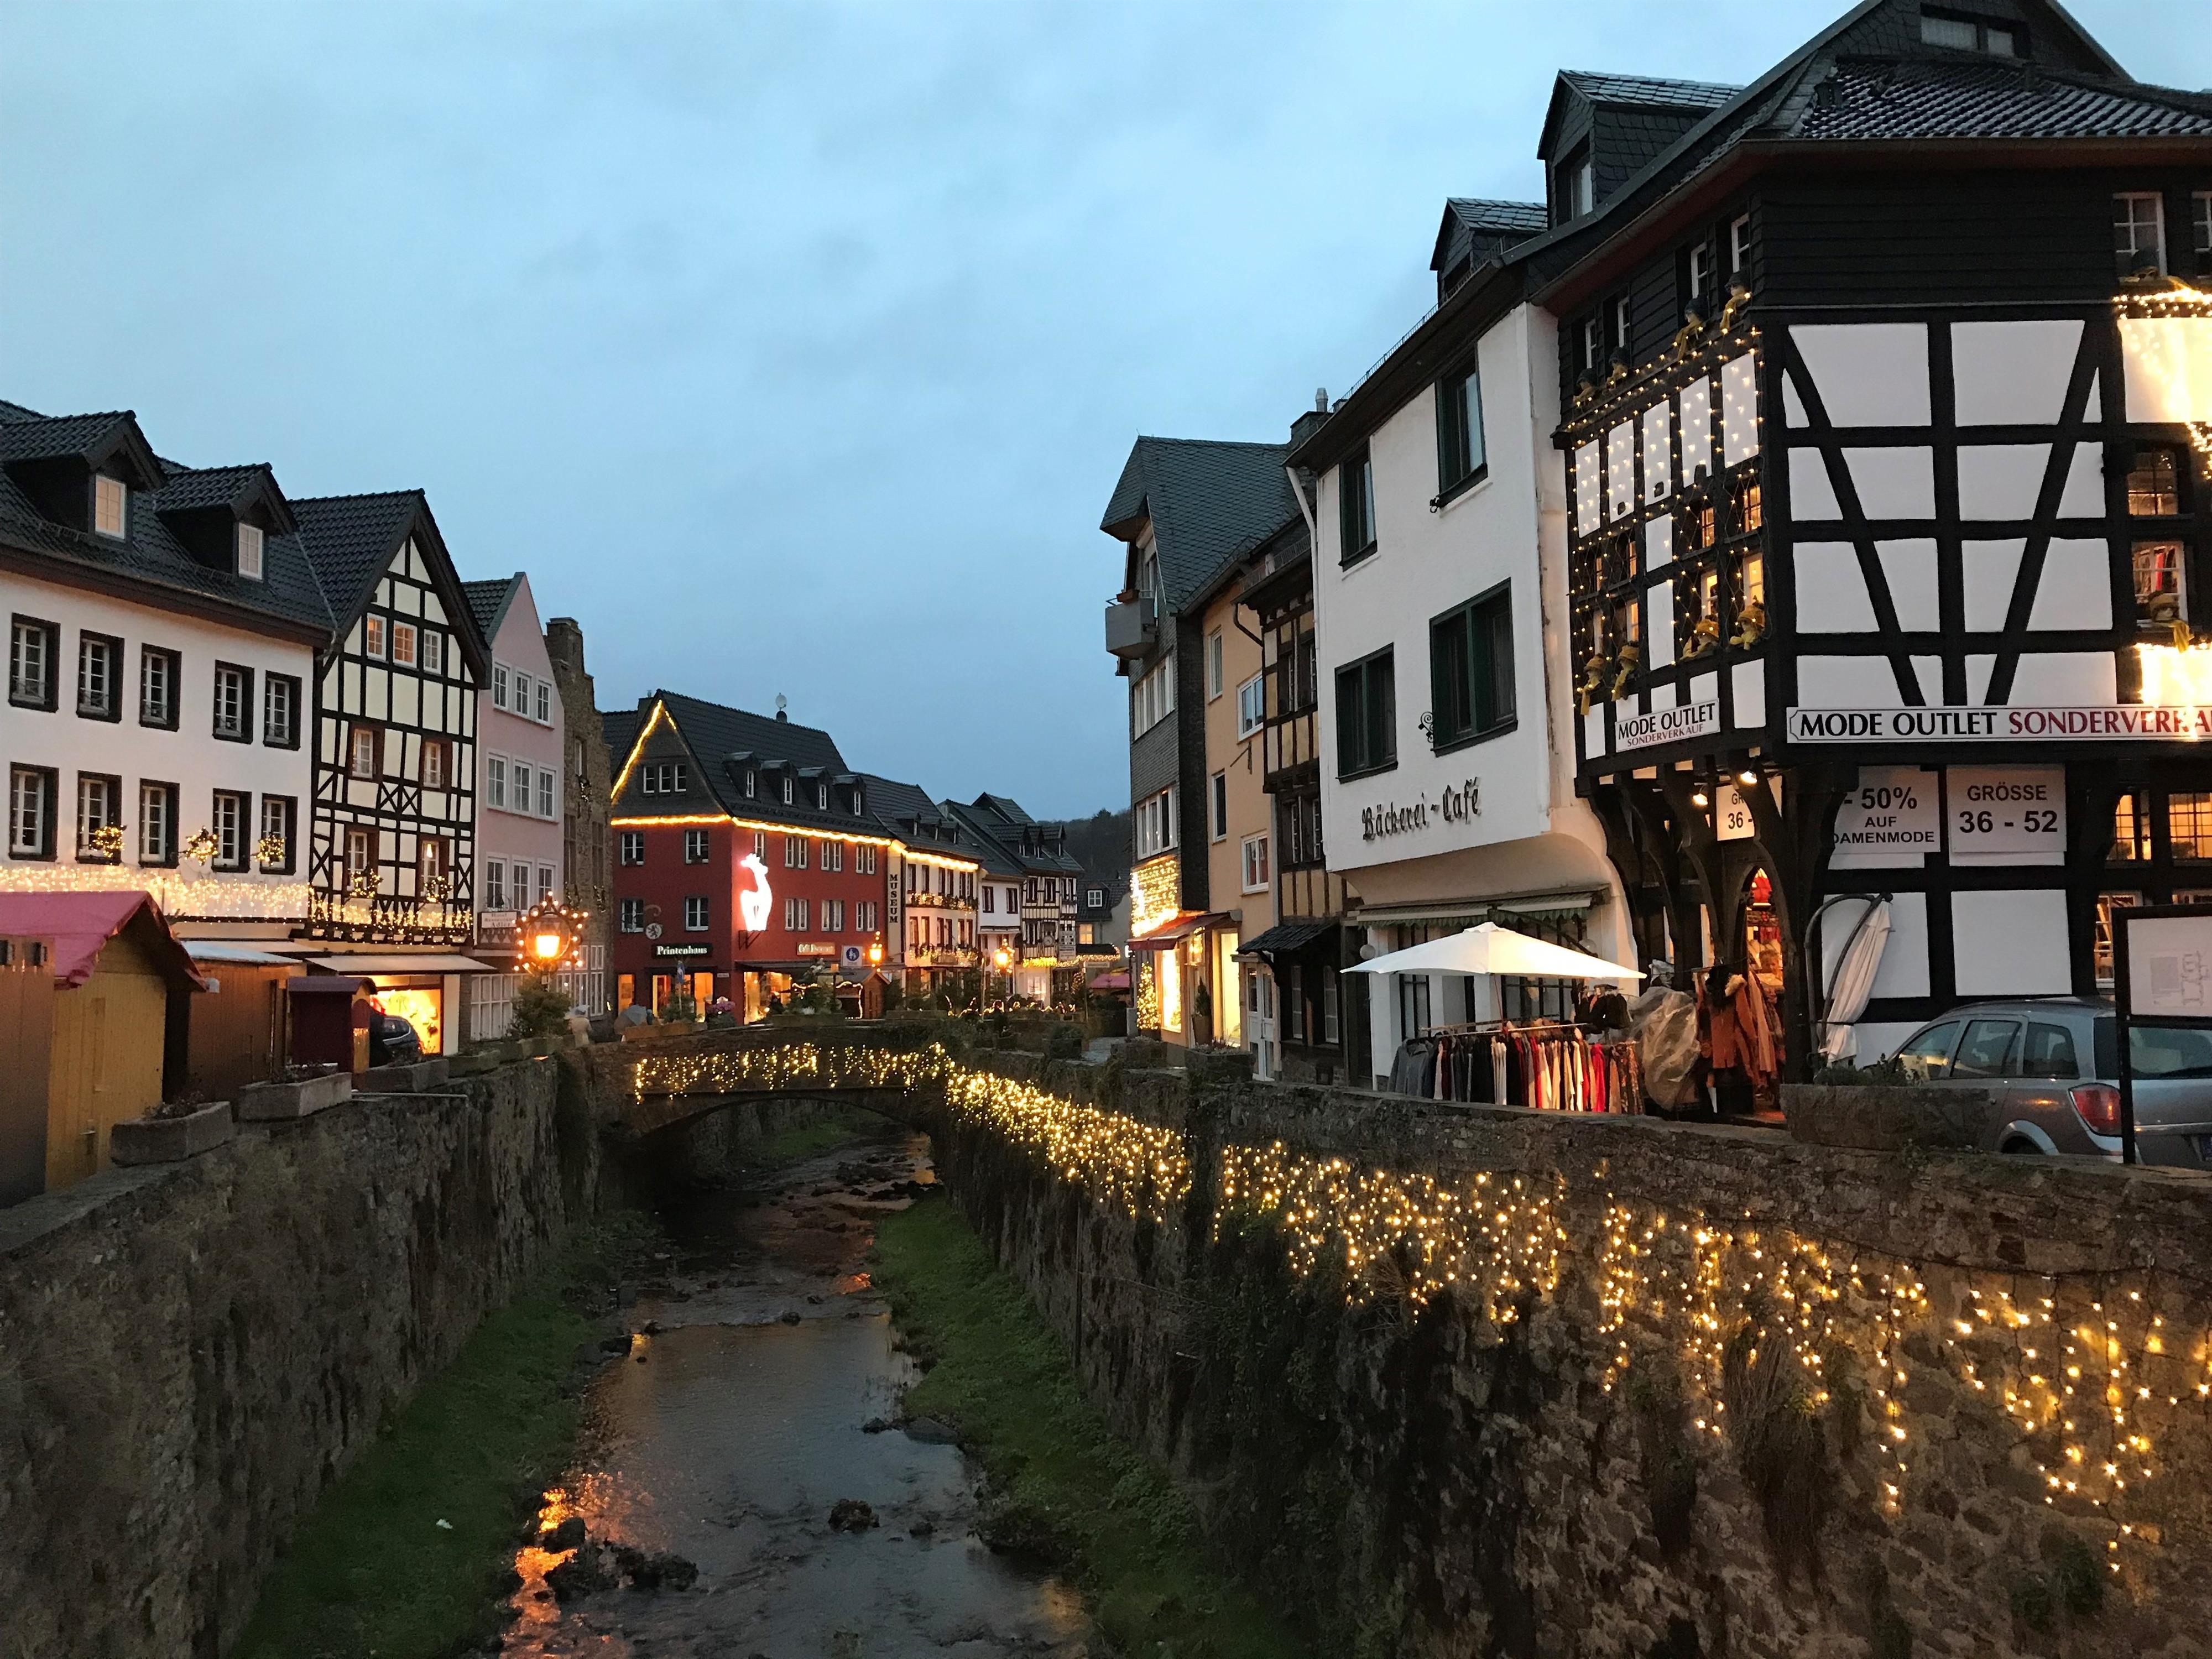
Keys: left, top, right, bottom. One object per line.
{"left": 1538, "top": 70, "right": 1742, "bottom": 161}
{"left": 153, "top": 462, "right": 297, "bottom": 533}
{"left": 0, "top": 400, "right": 332, "bottom": 639}
{"left": 656, "top": 690, "right": 844, "bottom": 775}
{"left": 291, "top": 489, "right": 490, "bottom": 679}
{"left": 1098, "top": 437, "right": 1298, "bottom": 614}
{"left": 461, "top": 574, "right": 523, "bottom": 642}
{"left": 947, "top": 794, "right": 1082, "bottom": 876}
{"left": 601, "top": 706, "right": 643, "bottom": 766}
{"left": 1794, "top": 55, "right": 2212, "bottom": 142}
{"left": 615, "top": 690, "right": 882, "bottom": 835}
{"left": 0, "top": 890, "right": 207, "bottom": 992}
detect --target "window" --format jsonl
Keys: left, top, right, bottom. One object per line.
{"left": 857, "top": 844, "right": 877, "bottom": 875}
{"left": 2194, "top": 191, "right": 2212, "bottom": 269}
{"left": 858, "top": 901, "right": 878, "bottom": 932}
{"left": 1237, "top": 672, "right": 1265, "bottom": 739}
{"left": 10, "top": 616, "right": 56, "bottom": 709}
{"left": 420, "top": 630, "right": 444, "bottom": 676}
{"left": 2022, "top": 1022, "right": 2081, "bottom": 1081}
{"left": 1430, "top": 584, "right": 1516, "bottom": 750}
{"left": 2171, "top": 792, "right": 2212, "bottom": 860}
{"left": 1687, "top": 243, "right": 1712, "bottom": 307}
{"left": 212, "top": 663, "right": 251, "bottom": 741}
{"left": 538, "top": 864, "right": 555, "bottom": 905}
{"left": 225, "top": 521, "right": 262, "bottom": 584}
{"left": 349, "top": 723, "right": 380, "bottom": 782}
{"left": 2129, "top": 448, "right": 2182, "bottom": 517}
{"left": 345, "top": 826, "right": 374, "bottom": 881}
{"left": 1206, "top": 630, "right": 1224, "bottom": 699}
{"left": 535, "top": 680, "right": 551, "bottom": 723}
{"left": 138, "top": 781, "right": 174, "bottom": 865}
{"left": 1730, "top": 214, "right": 1751, "bottom": 276}
{"left": 1131, "top": 655, "right": 1176, "bottom": 736}
{"left": 781, "top": 775, "right": 794, "bottom": 805}
{"left": 138, "top": 646, "right": 177, "bottom": 728}
{"left": 1335, "top": 646, "right": 1396, "bottom": 778}
{"left": 493, "top": 662, "right": 509, "bottom": 708}
{"left": 93, "top": 474, "right": 126, "bottom": 538}
{"left": 1582, "top": 315, "right": 1603, "bottom": 375}
{"left": 684, "top": 827, "right": 709, "bottom": 863}
{"left": 1893, "top": 1021, "right": 1961, "bottom": 1081}
{"left": 1558, "top": 145, "right": 1593, "bottom": 220}
{"left": 640, "top": 760, "right": 688, "bottom": 795}
{"left": 8, "top": 766, "right": 55, "bottom": 858}
{"left": 75, "top": 773, "right": 119, "bottom": 861}
{"left": 982, "top": 885, "right": 995, "bottom": 914}
{"left": 211, "top": 789, "right": 248, "bottom": 871}
{"left": 619, "top": 898, "right": 645, "bottom": 933}
{"left": 418, "top": 836, "right": 449, "bottom": 891}
{"left": 486, "top": 752, "right": 507, "bottom": 808}
{"left": 2116, "top": 192, "right": 2166, "bottom": 278}
{"left": 1322, "top": 967, "right": 1340, "bottom": 1044}
{"left": 263, "top": 674, "right": 299, "bottom": 747}
{"left": 512, "top": 759, "right": 535, "bottom": 813}
{"left": 783, "top": 897, "right": 811, "bottom": 932}
{"left": 536, "top": 768, "right": 554, "bottom": 818}
{"left": 1241, "top": 833, "right": 1270, "bottom": 893}
{"left": 486, "top": 860, "right": 508, "bottom": 910}
{"left": 364, "top": 615, "right": 387, "bottom": 659}
{"left": 619, "top": 830, "right": 644, "bottom": 865}
{"left": 684, "top": 896, "right": 709, "bottom": 932}
{"left": 823, "top": 899, "right": 844, "bottom": 932}
{"left": 1088, "top": 887, "right": 1104, "bottom": 909}
{"left": 1921, "top": 12, "right": 1977, "bottom": 49}
{"left": 77, "top": 633, "right": 119, "bottom": 720}
{"left": 512, "top": 670, "right": 529, "bottom": 712}
{"left": 1136, "top": 785, "right": 1176, "bottom": 859}
{"left": 744, "top": 769, "right": 757, "bottom": 797}
{"left": 421, "top": 737, "right": 448, "bottom": 791}
{"left": 390, "top": 621, "right": 418, "bottom": 667}
{"left": 752, "top": 830, "right": 766, "bottom": 859}
{"left": 823, "top": 839, "right": 843, "bottom": 872}
{"left": 1612, "top": 295, "right": 1630, "bottom": 354}
{"left": 1436, "top": 361, "right": 1486, "bottom": 496}
{"left": 785, "top": 834, "right": 810, "bottom": 869}
{"left": 259, "top": 796, "right": 295, "bottom": 872}
{"left": 1210, "top": 771, "right": 1228, "bottom": 841}
{"left": 2135, "top": 541, "right": 2187, "bottom": 624}
{"left": 2112, "top": 792, "right": 2151, "bottom": 862}
{"left": 1339, "top": 446, "right": 1377, "bottom": 564}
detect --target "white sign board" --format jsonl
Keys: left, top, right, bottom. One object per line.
{"left": 1617, "top": 700, "right": 1720, "bottom": 753}
{"left": 1947, "top": 766, "right": 2065, "bottom": 856}
{"left": 1831, "top": 767, "right": 1940, "bottom": 864}
{"left": 2124, "top": 913, "right": 2212, "bottom": 1016}
{"left": 1789, "top": 705, "right": 2212, "bottom": 742}
{"left": 1715, "top": 782, "right": 1759, "bottom": 841}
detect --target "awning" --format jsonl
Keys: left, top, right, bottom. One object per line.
{"left": 1126, "top": 911, "right": 1222, "bottom": 951}
{"left": 304, "top": 954, "right": 504, "bottom": 975}
{"left": 1346, "top": 922, "right": 1641, "bottom": 983}
{"left": 184, "top": 940, "right": 298, "bottom": 967}
{"left": 1350, "top": 888, "right": 1604, "bottom": 928}
{"left": 1235, "top": 917, "right": 1338, "bottom": 959}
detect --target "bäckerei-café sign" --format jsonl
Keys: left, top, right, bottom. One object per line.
{"left": 1360, "top": 777, "right": 1480, "bottom": 842}
{"left": 1788, "top": 706, "right": 2212, "bottom": 743}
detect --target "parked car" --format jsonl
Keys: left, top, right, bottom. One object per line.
{"left": 368, "top": 1013, "right": 423, "bottom": 1067}
{"left": 1884, "top": 998, "right": 2212, "bottom": 1166}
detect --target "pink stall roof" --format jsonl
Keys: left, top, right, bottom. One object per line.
{"left": 0, "top": 890, "right": 208, "bottom": 991}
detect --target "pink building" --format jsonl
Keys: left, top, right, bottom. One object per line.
{"left": 460, "top": 573, "right": 567, "bottom": 1033}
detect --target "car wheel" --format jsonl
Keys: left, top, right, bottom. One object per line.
{"left": 2000, "top": 1138, "right": 2046, "bottom": 1156}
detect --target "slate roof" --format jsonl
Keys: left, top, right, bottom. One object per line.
{"left": 290, "top": 491, "right": 427, "bottom": 628}
{"left": 1795, "top": 57, "right": 2212, "bottom": 142}
{"left": 154, "top": 463, "right": 275, "bottom": 514}
{"left": 1099, "top": 437, "right": 1298, "bottom": 614}
{"left": 1444, "top": 199, "right": 1550, "bottom": 236}
{"left": 657, "top": 690, "right": 846, "bottom": 775}
{"left": 622, "top": 690, "right": 886, "bottom": 836}
{"left": 0, "top": 399, "right": 335, "bottom": 637}
{"left": 950, "top": 795, "right": 1083, "bottom": 877}
{"left": 461, "top": 575, "right": 522, "bottom": 643}
{"left": 1559, "top": 71, "right": 1743, "bottom": 112}
{"left": 601, "top": 707, "right": 643, "bottom": 768}
{"left": 864, "top": 773, "right": 969, "bottom": 849}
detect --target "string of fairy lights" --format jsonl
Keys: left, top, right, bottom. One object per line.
{"left": 623, "top": 1037, "right": 2212, "bottom": 1581}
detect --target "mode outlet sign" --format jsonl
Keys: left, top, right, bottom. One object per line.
{"left": 1948, "top": 766, "right": 2065, "bottom": 856}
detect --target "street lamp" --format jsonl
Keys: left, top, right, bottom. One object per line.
{"left": 519, "top": 897, "right": 583, "bottom": 974}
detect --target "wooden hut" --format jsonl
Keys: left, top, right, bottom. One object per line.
{"left": 0, "top": 893, "right": 206, "bottom": 1198}
{"left": 178, "top": 942, "right": 300, "bottom": 1100}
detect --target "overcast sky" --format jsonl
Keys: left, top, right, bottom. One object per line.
{"left": 2, "top": 2, "right": 2200, "bottom": 817}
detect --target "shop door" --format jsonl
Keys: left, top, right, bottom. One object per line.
{"left": 1248, "top": 968, "right": 1274, "bottom": 1079}
{"left": 1215, "top": 931, "right": 1241, "bottom": 1047}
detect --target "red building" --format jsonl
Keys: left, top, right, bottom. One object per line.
{"left": 604, "top": 691, "right": 892, "bottom": 1017}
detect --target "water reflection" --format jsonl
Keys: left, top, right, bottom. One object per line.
{"left": 502, "top": 1123, "right": 1093, "bottom": 1657}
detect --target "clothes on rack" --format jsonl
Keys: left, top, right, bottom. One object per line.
{"left": 1385, "top": 1021, "right": 1642, "bottom": 1114}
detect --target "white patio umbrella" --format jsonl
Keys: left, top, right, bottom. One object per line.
{"left": 1815, "top": 897, "right": 1892, "bottom": 1061}
{"left": 1346, "top": 922, "right": 1644, "bottom": 983}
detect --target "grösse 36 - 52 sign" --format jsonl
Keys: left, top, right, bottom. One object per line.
{"left": 1787, "top": 706, "right": 2212, "bottom": 743}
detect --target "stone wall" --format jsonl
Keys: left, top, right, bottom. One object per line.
{"left": 931, "top": 1047, "right": 2212, "bottom": 1659}
{"left": 0, "top": 1053, "right": 598, "bottom": 1659}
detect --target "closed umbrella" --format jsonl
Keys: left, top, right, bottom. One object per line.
{"left": 1816, "top": 898, "right": 1892, "bottom": 1061}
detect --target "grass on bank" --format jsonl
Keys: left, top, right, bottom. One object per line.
{"left": 749, "top": 1104, "right": 881, "bottom": 1169}
{"left": 872, "top": 1196, "right": 1308, "bottom": 1659}
{"left": 233, "top": 1212, "right": 659, "bottom": 1659}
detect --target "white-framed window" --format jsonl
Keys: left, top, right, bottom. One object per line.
{"left": 364, "top": 615, "right": 387, "bottom": 659}
{"left": 1136, "top": 785, "right": 1176, "bottom": 859}
{"left": 857, "top": 844, "right": 876, "bottom": 875}
{"left": 2195, "top": 191, "right": 2212, "bottom": 260}
{"left": 783, "top": 896, "right": 810, "bottom": 931}
{"left": 512, "top": 760, "right": 534, "bottom": 815}
{"left": 212, "top": 664, "right": 248, "bottom": 739}
{"left": 619, "top": 898, "right": 645, "bottom": 932}
{"left": 139, "top": 781, "right": 173, "bottom": 864}
{"left": 536, "top": 768, "right": 554, "bottom": 818}
{"left": 1088, "top": 887, "right": 1103, "bottom": 908}
{"left": 1210, "top": 771, "right": 1227, "bottom": 841}
{"left": 8, "top": 765, "right": 53, "bottom": 857}
{"left": 743, "top": 769, "right": 757, "bottom": 797}
{"left": 390, "top": 621, "right": 418, "bottom": 667}
{"left": 816, "top": 781, "right": 829, "bottom": 810}
{"left": 345, "top": 826, "right": 373, "bottom": 878}
{"left": 75, "top": 774, "right": 116, "bottom": 859}
{"left": 981, "top": 885, "right": 994, "bottom": 914}
{"left": 1241, "top": 834, "right": 1270, "bottom": 892}
{"left": 236, "top": 521, "right": 264, "bottom": 580}
{"left": 1206, "top": 630, "right": 1224, "bottom": 699}
{"left": 10, "top": 617, "right": 54, "bottom": 707}
{"left": 619, "top": 830, "right": 644, "bottom": 865}
{"left": 349, "top": 723, "right": 379, "bottom": 780}
{"left": 263, "top": 675, "right": 296, "bottom": 747}
{"left": 823, "top": 898, "right": 844, "bottom": 932}
{"left": 139, "top": 646, "right": 174, "bottom": 727}
{"left": 684, "top": 828, "right": 709, "bottom": 863}
{"left": 534, "top": 679, "right": 551, "bottom": 723}
{"left": 486, "top": 859, "right": 508, "bottom": 910}
{"left": 421, "top": 630, "right": 444, "bottom": 676}
{"left": 1688, "top": 243, "right": 1711, "bottom": 304}
{"left": 684, "top": 895, "right": 709, "bottom": 931}
{"left": 781, "top": 775, "right": 793, "bottom": 804}
{"left": 1236, "top": 673, "right": 1264, "bottom": 740}
{"left": 640, "top": 760, "right": 687, "bottom": 795}
{"left": 823, "top": 839, "right": 844, "bottom": 872}
{"left": 513, "top": 670, "right": 531, "bottom": 714}
{"left": 1729, "top": 213, "right": 1751, "bottom": 276}
{"left": 1322, "top": 967, "right": 1340, "bottom": 1043}
{"left": 493, "top": 662, "right": 509, "bottom": 708}
{"left": 211, "top": 789, "right": 247, "bottom": 871}
{"left": 753, "top": 829, "right": 766, "bottom": 859}
{"left": 858, "top": 901, "right": 877, "bottom": 932}
{"left": 421, "top": 737, "right": 448, "bottom": 791}
{"left": 77, "top": 634, "right": 116, "bottom": 718}
{"left": 487, "top": 754, "right": 508, "bottom": 810}
{"left": 2116, "top": 191, "right": 2167, "bottom": 276}
{"left": 537, "top": 864, "right": 554, "bottom": 904}
{"left": 1131, "top": 654, "right": 1176, "bottom": 737}
{"left": 259, "top": 795, "right": 293, "bottom": 871}
{"left": 92, "top": 474, "right": 127, "bottom": 539}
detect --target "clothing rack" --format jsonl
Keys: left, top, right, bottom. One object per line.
{"left": 1390, "top": 1019, "right": 1644, "bottom": 1114}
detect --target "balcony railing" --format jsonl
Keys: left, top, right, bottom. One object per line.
{"left": 1104, "top": 592, "right": 1158, "bottom": 658}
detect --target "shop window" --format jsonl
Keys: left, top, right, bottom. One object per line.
{"left": 2129, "top": 448, "right": 2182, "bottom": 518}
{"left": 2134, "top": 541, "right": 2188, "bottom": 624}
{"left": 2111, "top": 792, "right": 2151, "bottom": 861}
{"left": 2095, "top": 893, "right": 2143, "bottom": 988}
{"left": 2169, "top": 793, "right": 2212, "bottom": 860}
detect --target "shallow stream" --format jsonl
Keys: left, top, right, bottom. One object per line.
{"left": 500, "top": 1119, "right": 1094, "bottom": 1658}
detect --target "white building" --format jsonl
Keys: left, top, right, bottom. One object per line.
{"left": 1, "top": 403, "right": 322, "bottom": 927}
{"left": 1296, "top": 221, "right": 1630, "bottom": 1086}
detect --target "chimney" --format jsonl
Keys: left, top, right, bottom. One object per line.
{"left": 543, "top": 617, "right": 586, "bottom": 675}
{"left": 1288, "top": 387, "right": 1332, "bottom": 452}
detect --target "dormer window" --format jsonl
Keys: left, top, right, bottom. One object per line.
{"left": 1921, "top": 9, "right": 2018, "bottom": 55}
{"left": 92, "top": 474, "right": 126, "bottom": 539}
{"left": 1557, "top": 145, "right": 1593, "bottom": 222}
{"left": 816, "top": 782, "right": 828, "bottom": 810}
{"left": 744, "top": 769, "right": 757, "bottom": 797}
{"left": 236, "top": 522, "right": 264, "bottom": 581}
{"left": 782, "top": 776, "right": 794, "bottom": 805}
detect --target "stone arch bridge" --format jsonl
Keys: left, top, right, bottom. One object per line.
{"left": 613, "top": 1028, "right": 951, "bottom": 1139}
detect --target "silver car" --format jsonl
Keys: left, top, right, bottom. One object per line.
{"left": 1886, "top": 998, "right": 2212, "bottom": 1166}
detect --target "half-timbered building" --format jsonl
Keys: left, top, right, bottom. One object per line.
{"left": 1545, "top": 0, "right": 2212, "bottom": 1072}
